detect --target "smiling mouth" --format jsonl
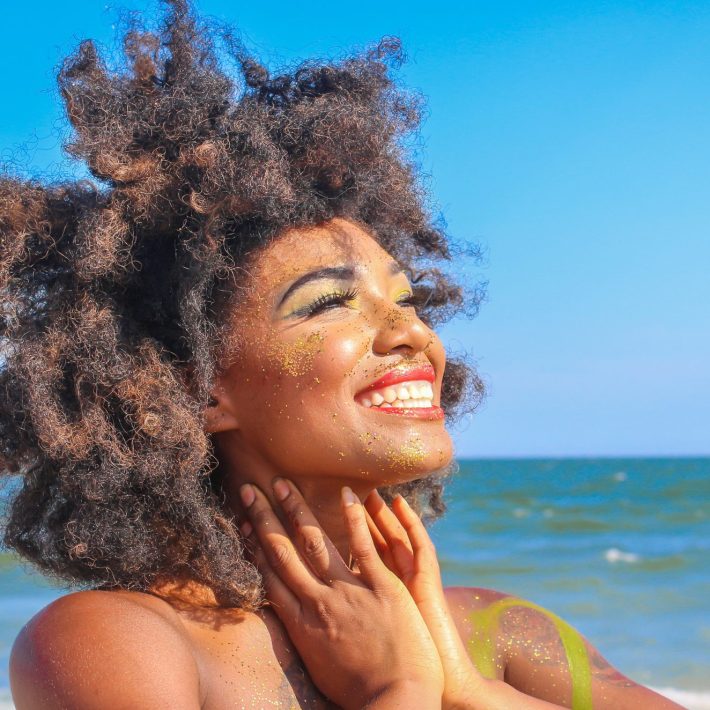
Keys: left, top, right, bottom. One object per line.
{"left": 358, "top": 379, "right": 434, "bottom": 408}
{"left": 354, "top": 379, "right": 445, "bottom": 420}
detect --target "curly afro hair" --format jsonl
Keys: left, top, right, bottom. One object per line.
{"left": 0, "top": 0, "right": 484, "bottom": 608}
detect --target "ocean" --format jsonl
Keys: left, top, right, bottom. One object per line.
{"left": 1, "top": 457, "right": 708, "bottom": 709}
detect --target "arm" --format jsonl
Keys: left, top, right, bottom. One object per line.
{"left": 470, "top": 592, "right": 686, "bottom": 710}
{"left": 366, "top": 492, "right": 686, "bottom": 710}
{"left": 10, "top": 590, "right": 202, "bottom": 710}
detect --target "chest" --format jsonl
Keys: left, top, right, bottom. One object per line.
{"left": 182, "top": 608, "right": 337, "bottom": 710}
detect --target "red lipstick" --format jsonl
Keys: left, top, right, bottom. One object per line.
{"left": 357, "top": 364, "right": 435, "bottom": 395}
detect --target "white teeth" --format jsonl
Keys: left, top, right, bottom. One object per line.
{"left": 358, "top": 380, "right": 436, "bottom": 408}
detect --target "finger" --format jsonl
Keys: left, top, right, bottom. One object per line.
{"left": 241, "top": 483, "right": 321, "bottom": 598}
{"left": 391, "top": 494, "right": 441, "bottom": 582}
{"left": 364, "top": 509, "right": 400, "bottom": 574}
{"left": 242, "top": 522, "right": 301, "bottom": 618}
{"left": 341, "top": 487, "right": 390, "bottom": 588}
{"left": 364, "top": 490, "right": 415, "bottom": 577}
{"left": 272, "top": 478, "right": 351, "bottom": 584}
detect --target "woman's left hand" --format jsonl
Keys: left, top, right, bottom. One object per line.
{"left": 363, "top": 490, "right": 485, "bottom": 710}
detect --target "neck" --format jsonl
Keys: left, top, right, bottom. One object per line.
{"left": 215, "top": 434, "right": 376, "bottom": 563}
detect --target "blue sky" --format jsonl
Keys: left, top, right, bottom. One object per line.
{"left": 2, "top": 1, "right": 709, "bottom": 457}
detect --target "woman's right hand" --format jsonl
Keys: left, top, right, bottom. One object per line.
{"left": 240, "top": 480, "right": 444, "bottom": 710}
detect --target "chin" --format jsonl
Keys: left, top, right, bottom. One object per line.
{"left": 356, "top": 433, "right": 454, "bottom": 487}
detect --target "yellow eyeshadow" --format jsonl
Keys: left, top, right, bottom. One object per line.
{"left": 282, "top": 283, "right": 411, "bottom": 317}
{"left": 282, "top": 283, "right": 351, "bottom": 315}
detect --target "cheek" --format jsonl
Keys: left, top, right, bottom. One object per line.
{"left": 266, "top": 330, "right": 325, "bottom": 378}
{"left": 273, "top": 324, "right": 371, "bottom": 392}
{"left": 243, "top": 325, "right": 371, "bottom": 418}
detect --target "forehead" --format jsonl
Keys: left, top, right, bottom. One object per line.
{"left": 251, "top": 218, "right": 394, "bottom": 287}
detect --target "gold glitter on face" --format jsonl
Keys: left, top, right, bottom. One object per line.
{"left": 208, "top": 218, "right": 453, "bottom": 487}
{"left": 358, "top": 431, "right": 382, "bottom": 455}
{"left": 385, "top": 434, "right": 427, "bottom": 471}
{"left": 268, "top": 330, "right": 325, "bottom": 377}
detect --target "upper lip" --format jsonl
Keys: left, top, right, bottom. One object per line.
{"left": 356, "top": 363, "right": 436, "bottom": 396}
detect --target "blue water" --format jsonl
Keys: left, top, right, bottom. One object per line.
{"left": 431, "top": 458, "right": 710, "bottom": 693}
{"left": 1, "top": 458, "right": 709, "bottom": 705}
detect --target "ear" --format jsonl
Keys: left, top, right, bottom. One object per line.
{"left": 203, "top": 377, "right": 241, "bottom": 434}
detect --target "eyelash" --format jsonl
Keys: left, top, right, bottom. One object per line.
{"left": 298, "top": 288, "right": 415, "bottom": 317}
{"left": 301, "top": 287, "right": 360, "bottom": 317}
{"left": 396, "top": 292, "right": 416, "bottom": 307}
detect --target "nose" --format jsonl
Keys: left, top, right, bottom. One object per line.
{"left": 371, "top": 302, "right": 433, "bottom": 357}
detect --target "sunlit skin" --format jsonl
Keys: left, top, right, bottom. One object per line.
{"left": 206, "top": 217, "right": 453, "bottom": 559}
{"left": 9, "top": 218, "right": 685, "bottom": 709}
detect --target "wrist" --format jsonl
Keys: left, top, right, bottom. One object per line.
{"left": 362, "top": 678, "right": 442, "bottom": 709}
{"left": 443, "top": 670, "right": 490, "bottom": 710}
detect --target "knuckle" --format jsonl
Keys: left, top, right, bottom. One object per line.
{"left": 270, "top": 542, "right": 292, "bottom": 569}
{"left": 302, "top": 532, "right": 327, "bottom": 559}
{"left": 312, "top": 601, "right": 339, "bottom": 642}
{"left": 313, "top": 598, "right": 331, "bottom": 622}
{"left": 352, "top": 543, "right": 374, "bottom": 562}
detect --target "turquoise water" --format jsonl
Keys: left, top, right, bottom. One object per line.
{"left": 1, "top": 457, "right": 709, "bottom": 707}
{"left": 432, "top": 458, "right": 710, "bottom": 698}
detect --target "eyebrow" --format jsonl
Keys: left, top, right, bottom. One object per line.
{"left": 277, "top": 260, "right": 404, "bottom": 308}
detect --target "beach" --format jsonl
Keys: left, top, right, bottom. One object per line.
{"left": 1, "top": 457, "right": 708, "bottom": 708}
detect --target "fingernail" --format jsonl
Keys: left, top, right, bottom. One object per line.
{"left": 341, "top": 486, "right": 357, "bottom": 507}
{"left": 240, "top": 521, "right": 253, "bottom": 537}
{"left": 240, "top": 484, "right": 255, "bottom": 508}
{"left": 272, "top": 477, "right": 290, "bottom": 502}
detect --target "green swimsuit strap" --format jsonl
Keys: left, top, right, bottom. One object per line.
{"left": 467, "top": 597, "right": 593, "bottom": 710}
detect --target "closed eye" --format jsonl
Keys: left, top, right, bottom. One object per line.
{"left": 297, "top": 287, "right": 360, "bottom": 317}
{"left": 396, "top": 291, "right": 416, "bottom": 308}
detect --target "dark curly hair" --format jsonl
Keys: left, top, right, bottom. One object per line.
{"left": 0, "top": 0, "right": 484, "bottom": 608}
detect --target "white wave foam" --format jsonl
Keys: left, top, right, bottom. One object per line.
{"left": 604, "top": 546, "right": 640, "bottom": 563}
{"left": 652, "top": 686, "right": 710, "bottom": 710}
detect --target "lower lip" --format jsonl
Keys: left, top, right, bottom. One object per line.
{"left": 363, "top": 405, "right": 445, "bottom": 420}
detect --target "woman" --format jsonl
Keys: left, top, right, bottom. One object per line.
{"left": 1, "top": 2, "right": 683, "bottom": 708}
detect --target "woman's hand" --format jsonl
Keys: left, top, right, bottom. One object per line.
{"left": 364, "top": 491, "right": 486, "bottom": 710}
{"left": 239, "top": 480, "right": 444, "bottom": 710}
{"left": 363, "top": 493, "right": 565, "bottom": 710}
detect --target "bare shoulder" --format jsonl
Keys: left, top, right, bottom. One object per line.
{"left": 444, "top": 586, "right": 685, "bottom": 709}
{"left": 10, "top": 589, "right": 202, "bottom": 710}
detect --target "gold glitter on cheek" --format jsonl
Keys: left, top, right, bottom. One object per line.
{"left": 268, "top": 331, "right": 325, "bottom": 377}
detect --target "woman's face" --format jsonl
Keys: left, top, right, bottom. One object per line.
{"left": 209, "top": 218, "right": 453, "bottom": 488}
